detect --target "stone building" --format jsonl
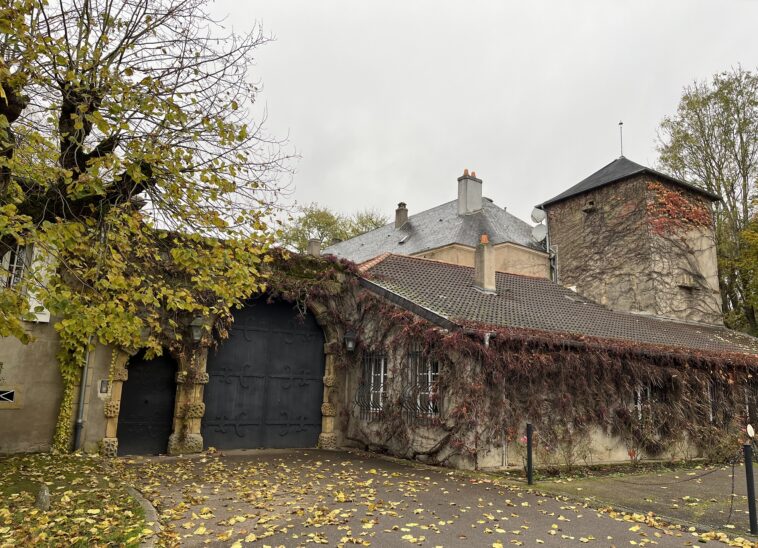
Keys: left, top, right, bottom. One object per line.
{"left": 2, "top": 158, "right": 758, "bottom": 471}
{"left": 348, "top": 244, "right": 758, "bottom": 467}
{"left": 325, "top": 170, "right": 550, "bottom": 279}
{"left": 539, "top": 156, "right": 723, "bottom": 325}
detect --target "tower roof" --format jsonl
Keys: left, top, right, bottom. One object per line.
{"left": 539, "top": 157, "right": 720, "bottom": 209}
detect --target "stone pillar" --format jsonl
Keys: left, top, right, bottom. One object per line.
{"left": 167, "top": 347, "right": 209, "bottom": 455}
{"left": 318, "top": 343, "right": 340, "bottom": 449}
{"left": 100, "top": 348, "right": 131, "bottom": 457}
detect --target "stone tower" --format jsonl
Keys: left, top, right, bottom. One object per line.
{"left": 539, "top": 157, "right": 723, "bottom": 325}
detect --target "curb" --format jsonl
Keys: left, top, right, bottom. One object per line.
{"left": 126, "top": 486, "right": 161, "bottom": 548}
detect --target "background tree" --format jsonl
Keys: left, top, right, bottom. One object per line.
{"left": 0, "top": 0, "right": 290, "bottom": 449}
{"left": 657, "top": 67, "right": 758, "bottom": 333}
{"left": 280, "top": 203, "right": 388, "bottom": 253}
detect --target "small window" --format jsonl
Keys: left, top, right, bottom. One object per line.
{"left": 746, "top": 381, "right": 758, "bottom": 424}
{"left": 355, "top": 352, "right": 387, "bottom": 419}
{"left": 404, "top": 348, "right": 440, "bottom": 421}
{"left": 2, "top": 245, "right": 27, "bottom": 289}
{"left": 0, "top": 389, "right": 15, "bottom": 403}
{"left": 634, "top": 382, "right": 669, "bottom": 420}
{"left": 708, "top": 381, "right": 725, "bottom": 424}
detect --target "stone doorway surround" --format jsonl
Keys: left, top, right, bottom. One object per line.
{"left": 99, "top": 300, "right": 344, "bottom": 456}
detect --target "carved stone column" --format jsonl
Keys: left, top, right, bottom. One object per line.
{"left": 100, "top": 348, "right": 131, "bottom": 457}
{"left": 318, "top": 339, "right": 340, "bottom": 449}
{"left": 167, "top": 347, "right": 209, "bottom": 455}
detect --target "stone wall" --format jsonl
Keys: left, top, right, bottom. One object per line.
{"left": 0, "top": 321, "right": 63, "bottom": 453}
{"left": 340, "top": 322, "right": 708, "bottom": 471}
{"left": 646, "top": 181, "right": 722, "bottom": 324}
{"left": 545, "top": 175, "right": 722, "bottom": 324}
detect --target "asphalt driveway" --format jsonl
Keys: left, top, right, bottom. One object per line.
{"left": 120, "top": 449, "right": 751, "bottom": 547}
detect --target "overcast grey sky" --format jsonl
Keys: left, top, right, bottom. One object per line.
{"left": 212, "top": 0, "right": 758, "bottom": 224}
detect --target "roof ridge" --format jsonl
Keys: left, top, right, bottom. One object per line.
{"left": 373, "top": 252, "right": 556, "bottom": 282}
{"left": 357, "top": 252, "right": 392, "bottom": 273}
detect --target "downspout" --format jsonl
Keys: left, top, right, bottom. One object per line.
{"left": 73, "top": 336, "right": 94, "bottom": 451}
{"left": 544, "top": 210, "right": 557, "bottom": 283}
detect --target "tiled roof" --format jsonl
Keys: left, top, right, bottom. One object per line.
{"left": 539, "top": 157, "right": 720, "bottom": 208}
{"left": 324, "top": 198, "right": 542, "bottom": 263}
{"left": 362, "top": 254, "right": 758, "bottom": 357}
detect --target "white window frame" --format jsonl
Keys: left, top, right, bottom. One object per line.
{"left": 365, "top": 353, "right": 387, "bottom": 413}
{"left": 2, "top": 244, "right": 27, "bottom": 289}
{"left": 635, "top": 384, "right": 652, "bottom": 421}
{"left": 1, "top": 243, "right": 50, "bottom": 323}
{"left": 412, "top": 356, "right": 439, "bottom": 417}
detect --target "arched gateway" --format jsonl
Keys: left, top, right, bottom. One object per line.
{"left": 116, "top": 351, "right": 176, "bottom": 455}
{"left": 201, "top": 299, "right": 326, "bottom": 449}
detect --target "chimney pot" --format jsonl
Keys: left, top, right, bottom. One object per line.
{"left": 395, "top": 202, "right": 409, "bottom": 228}
{"left": 463, "top": 168, "right": 470, "bottom": 177}
{"left": 306, "top": 238, "right": 321, "bottom": 257}
{"left": 474, "top": 233, "right": 496, "bottom": 293}
{"left": 471, "top": 171, "right": 476, "bottom": 178}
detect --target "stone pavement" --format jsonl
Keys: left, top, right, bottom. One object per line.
{"left": 531, "top": 463, "right": 756, "bottom": 539}
{"left": 120, "top": 449, "right": 753, "bottom": 547}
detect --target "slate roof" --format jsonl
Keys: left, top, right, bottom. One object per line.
{"left": 361, "top": 253, "right": 758, "bottom": 357}
{"left": 324, "top": 198, "right": 542, "bottom": 264}
{"left": 539, "top": 157, "right": 720, "bottom": 208}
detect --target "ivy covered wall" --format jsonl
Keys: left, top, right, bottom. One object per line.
{"left": 340, "top": 292, "right": 757, "bottom": 469}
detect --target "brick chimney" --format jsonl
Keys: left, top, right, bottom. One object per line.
{"left": 395, "top": 202, "right": 408, "bottom": 228}
{"left": 306, "top": 238, "right": 321, "bottom": 257}
{"left": 474, "top": 233, "right": 496, "bottom": 293}
{"left": 458, "top": 169, "right": 483, "bottom": 215}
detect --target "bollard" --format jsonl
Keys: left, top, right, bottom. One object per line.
{"left": 745, "top": 443, "right": 758, "bottom": 535}
{"left": 526, "top": 423, "right": 534, "bottom": 486}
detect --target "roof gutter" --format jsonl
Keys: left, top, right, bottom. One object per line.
{"left": 358, "top": 278, "right": 458, "bottom": 331}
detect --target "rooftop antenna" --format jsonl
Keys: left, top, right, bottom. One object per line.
{"left": 618, "top": 120, "right": 624, "bottom": 158}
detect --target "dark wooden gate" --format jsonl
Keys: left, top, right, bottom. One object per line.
{"left": 117, "top": 351, "right": 176, "bottom": 455}
{"left": 202, "top": 300, "right": 325, "bottom": 449}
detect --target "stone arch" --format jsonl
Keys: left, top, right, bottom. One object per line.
{"left": 99, "top": 289, "right": 353, "bottom": 457}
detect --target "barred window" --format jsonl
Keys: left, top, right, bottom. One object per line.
{"left": 2, "top": 245, "right": 26, "bottom": 289}
{"left": 635, "top": 382, "right": 669, "bottom": 420}
{"left": 746, "top": 381, "right": 758, "bottom": 424}
{"left": 355, "top": 352, "right": 387, "bottom": 419}
{"left": 402, "top": 348, "right": 440, "bottom": 422}
{"left": 708, "top": 381, "right": 726, "bottom": 424}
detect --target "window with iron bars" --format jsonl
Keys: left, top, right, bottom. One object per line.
{"left": 633, "top": 382, "right": 671, "bottom": 420}
{"left": 355, "top": 352, "right": 387, "bottom": 420}
{"left": 2, "top": 245, "right": 26, "bottom": 289}
{"left": 401, "top": 347, "right": 440, "bottom": 423}
{"left": 707, "top": 380, "right": 728, "bottom": 425}
{"left": 745, "top": 381, "right": 758, "bottom": 425}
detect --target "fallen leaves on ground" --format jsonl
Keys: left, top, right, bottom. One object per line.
{"left": 111, "top": 450, "right": 757, "bottom": 547}
{"left": 0, "top": 453, "right": 146, "bottom": 546}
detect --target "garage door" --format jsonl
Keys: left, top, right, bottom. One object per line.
{"left": 117, "top": 351, "right": 176, "bottom": 455}
{"left": 202, "top": 299, "right": 325, "bottom": 449}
